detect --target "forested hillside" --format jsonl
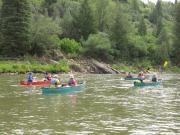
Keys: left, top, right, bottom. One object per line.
{"left": 0, "top": 0, "right": 179, "bottom": 68}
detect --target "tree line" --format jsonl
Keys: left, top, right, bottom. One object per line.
{"left": 0, "top": 0, "right": 180, "bottom": 67}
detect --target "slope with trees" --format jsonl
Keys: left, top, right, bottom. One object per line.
{"left": 0, "top": 0, "right": 179, "bottom": 73}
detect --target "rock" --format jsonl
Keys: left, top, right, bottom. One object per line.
{"left": 90, "top": 59, "right": 117, "bottom": 74}
{"left": 50, "top": 59, "right": 59, "bottom": 64}
{"left": 50, "top": 57, "right": 120, "bottom": 74}
{"left": 70, "top": 64, "right": 86, "bottom": 73}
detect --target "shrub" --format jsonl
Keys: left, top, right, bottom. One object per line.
{"left": 59, "top": 38, "right": 82, "bottom": 57}
{"left": 83, "top": 32, "right": 113, "bottom": 62}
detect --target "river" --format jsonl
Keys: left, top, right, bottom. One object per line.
{"left": 0, "top": 73, "right": 179, "bottom": 134}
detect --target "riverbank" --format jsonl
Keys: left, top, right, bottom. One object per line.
{"left": 0, "top": 57, "right": 179, "bottom": 74}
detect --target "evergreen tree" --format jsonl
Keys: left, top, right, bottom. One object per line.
{"left": 43, "top": 0, "right": 57, "bottom": 17}
{"left": 151, "top": 0, "right": 162, "bottom": 24}
{"left": 95, "top": 0, "right": 109, "bottom": 32}
{"left": 149, "top": 0, "right": 163, "bottom": 36}
{"left": 131, "top": 0, "right": 140, "bottom": 22}
{"left": 156, "top": 28, "right": 171, "bottom": 63}
{"left": 0, "top": 0, "right": 31, "bottom": 57}
{"left": 72, "top": 0, "right": 95, "bottom": 40}
{"left": 110, "top": 5, "right": 129, "bottom": 59}
{"left": 138, "top": 16, "right": 147, "bottom": 35}
{"left": 172, "top": 2, "right": 180, "bottom": 65}
{"left": 131, "top": 0, "right": 140, "bottom": 12}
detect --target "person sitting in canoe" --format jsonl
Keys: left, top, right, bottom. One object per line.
{"left": 151, "top": 74, "right": 157, "bottom": 82}
{"left": 68, "top": 74, "right": 77, "bottom": 86}
{"left": 137, "top": 71, "right": 145, "bottom": 82}
{"left": 50, "top": 75, "right": 61, "bottom": 87}
{"left": 27, "top": 72, "right": 34, "bottom": 82}
{"left": 126, "top": 72, "right": 133, "bottom": 78}
{"left": 44, "top": 72, "right": 52, "bottom": 81}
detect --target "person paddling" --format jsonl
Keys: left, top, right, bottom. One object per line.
{"left": 151, "top": 74, "right": 157, "bottom": 82}
{"left": 138, "top": 71, "right": 145, "bottom": 82}
{"left": 126, "top": 72, "right": 133, "bottom": 78}
{"left": 68, "top": 74, "right": 77, "bottom": 86}
{"left": 50, "top": 75, "right": 61, "bottom": 87}
{"left": 27, "top": 72, "right": 34, "bottom": 82}
{"left": 44, "top": 72, "right": 52, "bottom": 81}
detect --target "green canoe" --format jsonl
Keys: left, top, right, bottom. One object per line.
{"left": 42, "top": 82, "right": 85, "bottom": 94}
{"left": 134, "top": 81, "right": 160, "bottom": 87}
{"left": 124, "top": 77, "right": 139, "bottom": 80}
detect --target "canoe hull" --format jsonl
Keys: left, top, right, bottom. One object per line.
{"left": 42, "top": 82, "right": 85, "bottom": 94}
{"left": 125, "top": 77, "right": 139, "bottom": 80}
{"left": 20, "top": 81, "right": 51, "bottom": 86}
{"left": 134, "top": 81, "right": 160, "bottom": 87}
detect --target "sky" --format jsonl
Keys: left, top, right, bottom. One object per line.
{"left": 141, "top": 0, "right": 175, "bottom": 4}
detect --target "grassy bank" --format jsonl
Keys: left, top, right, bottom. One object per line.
{"left": 111, "top": 62, "right": 180, "bottom": 74}
{"left": 0, "top": 59, "right": 179, "bottom": 74}
{"left": 0, "top": 60, "right": 70, "bottom": 73}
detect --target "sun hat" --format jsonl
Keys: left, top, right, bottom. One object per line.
{"left": 70, "top": 74, "right": 74, "bottom": 78}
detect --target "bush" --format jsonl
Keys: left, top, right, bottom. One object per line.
{"left": 59, "top": 38, "right": 82, "bottom": 57}
{"left": 83, "top": 32, "right": 113, "bottom": 62}
{"left": 29, "top": 15, "right": 61, "bottom": 56}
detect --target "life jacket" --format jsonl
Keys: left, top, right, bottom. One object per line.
{"left": 152, "top": 77, "right": 157, "bottom": 82}
{"left": 27, "top": 75, "right": 33, "bottom": 82}
{"left": 68, "top": 79, "right": 77, "bottom": 86}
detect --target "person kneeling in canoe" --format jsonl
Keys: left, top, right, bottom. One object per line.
{"left": 44, "top": 72, "right": 52, "bottom": 81}
{"left": 126, "top": 72, "right": 133, "bottom": 78}
{"left": 151, "top": 74, "right": 157, "bottom": 82}
{"left": 50, "top": 75, "right": 61, "bottom": 87}
{"left": 68, "top": 74, "right": 77, "bottom": 86}
{"left": 137, "top": 71, "right": 145, "bottom": 82}
{"left": 27, "top": 72, "right": 34, "bottom": 82}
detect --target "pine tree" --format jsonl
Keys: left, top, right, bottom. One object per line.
{"left": 95, "top": 0, "right": 109, "bottom": 32}
{"left": 110, "top": 5, "right": 129, "bottom": 59}
{"left": 172, "top": 2, "right": 180, "bottom": 65}
{"left": 138, "top": 16, "right": 147, "bottom": 35}
{"left": 72, "top": 0, "right": 95, "bottom": 40}
{"left": 149, "top": 0, "right": 163, "bottom": 36}
{"left": 43, "top": 0, "right": 57, "bottom": 17}
{"left": 0, "top": 0, "right": 31, "bottom": 57}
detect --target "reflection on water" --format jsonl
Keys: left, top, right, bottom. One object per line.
{"left": 0, "top": 73, "right": 179, "bottom": 134}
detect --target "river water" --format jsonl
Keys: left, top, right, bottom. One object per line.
{"left": 0, "top": 73, "right": 179, "bottom": 135}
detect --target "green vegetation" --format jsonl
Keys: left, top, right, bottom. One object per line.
{"left": 172, "top": 2, "right": 180, "bottom": 66}
{"left": 0, "top": 59, "right": 70, "bottom": 73}
{"left": 0, "top": 0, "right": 179, "bottom": 72}
{"left": 59, "top": 38, "right": 82, "bottom": 57}
{"left": 0, "top": 0, "right": 31, "bottom": 57}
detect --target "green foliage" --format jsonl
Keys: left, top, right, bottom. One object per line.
{"left": 0, "top": 0, "right": 31, "bottom": 57}
{"left": 83, "top": 32, "right": 113, "bottom": 61}
{"left": 172, "top": 2, "right": 180, "bottom": 66}
{"left": 0, "top": 0, "right": 177, "bottom": 68}
{"left": 138, "top": 16, "right": 147, "bottom": 35}
{"left": 149, "top": 0, "right": 163, "bottom": 36}
{"left": 72, "top": 0, "right": 96, "bottom": 40}
{"left": 128, "top": 35, "right": 149, "bottom": 59}
{"left": 94, "top": 0, "right": 109, "bottom": 32}
{"left": 59, "top": 38, "right": 82, "bottom": 57}
{"left": 110, "top": 5, "right": 130, "bottom": 60}
{"left": 29, "top": 15, "right": 61, "bottom": 56}
{"left": 30, "top": 0, "right": 44, "bottom": 6}
{"left": 0, "top": 59, "right": 70, "bottom": 73}
{"left": 149, "top": 0, "right": 162, "bottom": 24}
